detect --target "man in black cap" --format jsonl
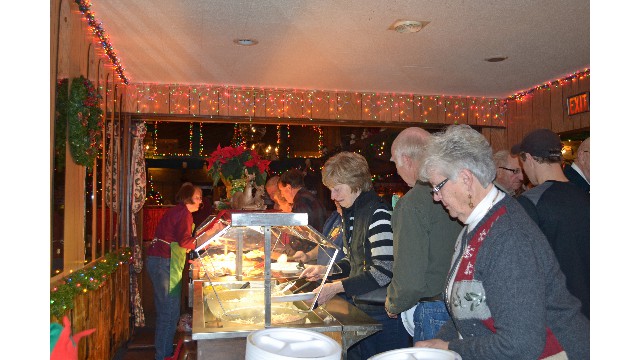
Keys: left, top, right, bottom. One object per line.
{"left": 512, "top": 128, "right": 590, "bottom": 318}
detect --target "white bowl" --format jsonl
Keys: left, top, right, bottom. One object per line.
{"left": 368, "top": 347, "right": 462, "bottom": 360}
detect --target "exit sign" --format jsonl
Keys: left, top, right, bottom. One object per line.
{"left": 567, "top": 92, "right": 589, "bottom": 116}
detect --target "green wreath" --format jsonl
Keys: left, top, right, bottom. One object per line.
{"left": 55, "top": 76, "right": 103, "bottom": 169}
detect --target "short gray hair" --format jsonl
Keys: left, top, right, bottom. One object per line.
{"left": 493, "top": 149, "right": 511, "bottom": 168}
{"left": 392, "top": 127, "right": 431, "bottom": 167}
{"left": 418, "top": 125, "right": 496, "bottom": 187}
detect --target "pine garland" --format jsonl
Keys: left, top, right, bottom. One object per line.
{"left": 57, "top": 76, "right": 104, "bottom": 169}
{"left": 54, "top": 79, "right": 69, "bottom": 170}
{"left": 50, "top": 248, "right": 132, "bottom": 319}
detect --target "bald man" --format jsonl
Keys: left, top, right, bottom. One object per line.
{"left": 564, "top": 137, "right": 590, "bottom": 193}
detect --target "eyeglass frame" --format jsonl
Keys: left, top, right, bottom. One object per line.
{"left": 431, "top": 178, "right": 449, "bottom": 195}
{"left": 499, "top": 166, "right": 521, "bottom": 175}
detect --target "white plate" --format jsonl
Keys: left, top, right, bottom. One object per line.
{"left": 369, "top": 347, "right": 462, "bottom": 360}
{"left": 271, "top": 292, "right": 316, "bottom": 303}
{"left": 271, "top": 262, "right": 303, "bottom": 275}
{"left": 401, "top": 304, "right": 417, "bottom": 336}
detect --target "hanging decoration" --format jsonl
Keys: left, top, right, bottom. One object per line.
{"left": 74, "top": 0, "right": 129, "bottom": 84}
{"left": 65, "top": 76, "right": 104, "bottom": 169}
{"left": 50, "top": 248, "right": 132, "bottom": 319}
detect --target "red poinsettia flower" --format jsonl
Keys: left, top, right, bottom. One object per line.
{"left": 206, "top": 144, "right": 271, "bottom": 186}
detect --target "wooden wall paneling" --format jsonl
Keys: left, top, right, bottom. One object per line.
{"left": 264, "top": 89, "right": 284, "bottom": 119}
{"left": 476, "top": 98, "right": 493, "bottom": 127}
{"left": 153, "top": 85, "right": 170, "bottom": 114}
{"left": 504, "top": 100, "right": 517, "bottom": 148}
{"left": 412, "top": 95, "right": 426, "bottom": 124}
{"left": 360, "top": 93, "right": 376, "bottom": 122}
{"left": 122, "top": 81, "right": 139, "bottom": 113}
{"left": 197, "top": 86, "right": 220, "bottom": 116}
{"left": 432, "top": 96, "right": 444, "bottom": 124}
{"left": 302, "top": 91, "right": 315, "bottom": 119}
{"left": 532, "top": 87, "right": 550, "bottom": 130}
{"left": 56, "top": 1, "right": 71, "bottom": 80}
{"left": 216, "top": 86, "right": 231, "bottom": 117}
{"left": 309, "top": 90, "right": 331, "bottom": 120}
{"left": 253, "top": 89, "right": 267, "bottom": 118}
{"left": 336, "top": 92, "right": 361, "bottom": 121}
{"left": 227, "top": 88, "right": 254, "bottom": 118}
{"left": 519, "top": 95, "right": 535, "bottom": 135}
{"left": 170, "top": 85, "right": 191, "bottom": 115}
{"left": 421, "top": 96, "right": 439, "bottom": 125}
{"left": 511, "top": 99, "right": 526, "bottom": 144}
{"left": 283, "top": 90, "right": 305, "bottom": 119}
{"left": 437, "top": 96, "right": 451, "bottom": 124}
{"left": 487, "top": 127, "right": 508, "bottom": 152}
{"left": 394, "top": 94, "right": 415, "bottom": 123}
{"left": 549, "top": 83, "right": 565, "bottom": 133}
{"left": 578, "top": 75, "right": 590, "bottom": 129}
{"left": 490, "top": 99, "right": 506, "bottom": 128}
{"left": 451, "top": 97, "right": 468, "bottom": 125}
{"left": 187, "top": 86, "right": 199, "bottom": 115}
{"left": 467, "top": 98, "right": 479, "bottom": 126}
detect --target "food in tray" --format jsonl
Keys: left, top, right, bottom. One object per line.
{"left": 243, "top": 249, "right": 264, "bottom": 259}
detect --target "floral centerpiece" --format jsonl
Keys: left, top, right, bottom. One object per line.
{"left": 206, "top": 145, "right": 271, "bottom": 197}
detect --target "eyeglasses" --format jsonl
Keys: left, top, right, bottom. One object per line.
{"left": 499, "top": 166, "right": 521, "bottom": 175}
{"left": 431, "top": 178, "right": 449, "bottom": 195}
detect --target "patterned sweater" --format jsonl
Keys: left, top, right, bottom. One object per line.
{"left": 440, "top": 196, "right": 589, "bottom": 360}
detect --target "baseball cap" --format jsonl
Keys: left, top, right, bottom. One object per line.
{"left": 511, "top": 128, "right": 562, "bottom": 159}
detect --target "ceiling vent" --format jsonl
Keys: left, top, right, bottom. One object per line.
{"left": 234, "top": 39, "right": 258, "bottom": 46}
{"left": 389, "top": 20, "right": 430, "bottom": 33}
{"left": 485, "top": 56, "right": 508, "bottom": 63}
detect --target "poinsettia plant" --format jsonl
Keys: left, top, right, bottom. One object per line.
{"left": 206, "top": 145, "right": 271, "bottom": 186}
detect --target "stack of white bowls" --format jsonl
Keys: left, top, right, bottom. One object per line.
{"left": 368, "top": 347, "right": 462, "bottom": 360}
{"left": 245, "top": 328, "right": 341, "bottom": 360}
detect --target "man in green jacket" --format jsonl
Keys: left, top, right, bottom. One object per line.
{"left": 385, "top": 127, "right": 462, "bottom": 342}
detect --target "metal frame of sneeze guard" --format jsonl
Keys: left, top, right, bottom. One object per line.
{"left": 233, "top": 212, "right": 309, "bottom": 326}
{"left": 195, "top": 211, "right": 338, "bottom": 327}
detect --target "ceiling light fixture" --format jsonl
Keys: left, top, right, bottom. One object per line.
{"left": 234, "top": 39, "right": 258, "bottom": 46}
{"left": 484, "top": 56, "right": 508, "bottom": 63}
{"left": 389, "top": 20, "right": 430, "bottom": 33}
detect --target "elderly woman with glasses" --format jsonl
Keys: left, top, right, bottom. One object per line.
{"left": 414, "top": 125, "right": 589, "bottom": 360}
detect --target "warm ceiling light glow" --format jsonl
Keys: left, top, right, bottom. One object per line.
{"left": 388, "top": 20, "right": 430, "bottom": 33}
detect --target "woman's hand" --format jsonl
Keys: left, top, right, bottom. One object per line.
{"left": 312, "top": 281, "right": 343, "bottom": 305}
{"left": 300, "top": 264, "right": 327, "bottom": 282}
{"left": 414, "top": 339, "right": 449, "bottom": 350}
{"left": 291, "top": 251, "right": 310, "bottom": 263}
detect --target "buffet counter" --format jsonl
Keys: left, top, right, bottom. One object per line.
{"left": 191, "top": 280, "right": 382, "bottom": 360}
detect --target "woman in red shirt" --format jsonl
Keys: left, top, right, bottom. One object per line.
{"left": 146, "top": 182, "right": 202, "bottom": 360}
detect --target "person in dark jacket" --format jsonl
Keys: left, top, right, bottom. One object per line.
{"left": 563, "top": 137, "right": 590, "bottom": 193}
{"left": 513, "top": 129, "right": 590, "bottom": 318}
{"left": 278, "top": 168, "right": 327, "bottom": 254}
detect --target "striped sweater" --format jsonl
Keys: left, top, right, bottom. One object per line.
{"left": 338, "top": 189, "right": 395, "bottom": 296}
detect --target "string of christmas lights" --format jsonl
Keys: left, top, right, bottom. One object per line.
{"left": 74, "top": 0, "right": 129, "bottom": 84}
{"left": 128, "top": 84, "right": 507, "bottom": 125}
{"left": 506, "top": 69, "right": 590, "bottom": 102}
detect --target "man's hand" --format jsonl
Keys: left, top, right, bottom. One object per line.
{"left": 386, "top": 309, "right": 398, "bottom": 318}
{"left": 414, "top": 339, "right": 449, "bottom": 350}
